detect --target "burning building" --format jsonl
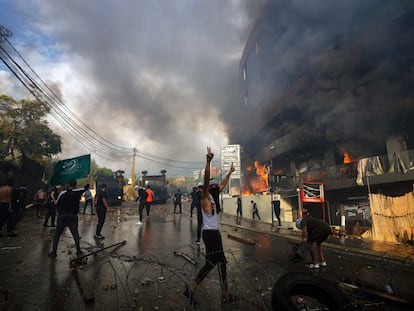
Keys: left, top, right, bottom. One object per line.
{"left": 235, "top": 0, "right": 414, "bottom": 232}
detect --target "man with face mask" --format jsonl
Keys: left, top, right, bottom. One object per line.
{"left": 184, "top": 147, "right": 235, "bottom": 305}
{"left": 208, "top": 164, "right": 234, "bottom": 214}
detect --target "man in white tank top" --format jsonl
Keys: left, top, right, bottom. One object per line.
{"left": 184, "top": 147, "right": 235, "bottom": 305}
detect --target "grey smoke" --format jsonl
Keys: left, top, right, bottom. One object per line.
{"left": 2, "top": 0, "right": 262, "bottom": 175}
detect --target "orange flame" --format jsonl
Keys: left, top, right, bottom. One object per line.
{"left": 242, "top": 161, "right": 269, "bottom": 196}
{"left": 242, "top": 189, "right": 251, "bottom": 196}
{"left": 343, "top": 152, "right": 354, "bottom": 164}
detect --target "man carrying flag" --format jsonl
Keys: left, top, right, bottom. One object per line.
{"left": 48, "top": 155, "right": 91, "bottom": 258}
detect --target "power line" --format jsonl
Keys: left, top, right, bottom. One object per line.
{"left": 0, "top": 25, "right": 207, "bottom": 172}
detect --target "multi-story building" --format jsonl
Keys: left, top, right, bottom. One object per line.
{"left": 237, "top": 0, "right": 414, "bottom": 231}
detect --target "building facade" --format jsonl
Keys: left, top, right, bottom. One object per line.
{"left": 237, "top": 0, "right": 414, "bottom": 231}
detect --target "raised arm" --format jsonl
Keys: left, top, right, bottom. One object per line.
{"left": 219, "top": 163, "right": 235, "bottom": 192}
{"left": 201, "top": 147, "right": 214, "bottom": 214}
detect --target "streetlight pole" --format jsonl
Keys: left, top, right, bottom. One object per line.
{"left": 269, "top": 145, "right": 275, "bottom": 189}
{"left": 269, "top": 145, "right": 275, "bottom": 226}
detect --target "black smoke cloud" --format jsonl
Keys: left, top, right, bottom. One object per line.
{"left": 221, "top": 0, "right": 414, "bottom": 166}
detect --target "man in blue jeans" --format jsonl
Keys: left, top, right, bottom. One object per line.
{"left": 83, "top": 188, "right": 94, "bottom": 215}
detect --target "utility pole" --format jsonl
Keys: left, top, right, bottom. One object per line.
{"left": 131, "top": 148, "right": 137, "bottom": 199}
{"left": 269, "top": 145, "right": 275, "bottom": 225}
{"left": 269, "top": 145, "right": 275, "bottom": 190}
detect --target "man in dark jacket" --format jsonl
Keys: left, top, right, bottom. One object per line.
{"left": 94, "top": 184, "right": 109, "bottom": 239}
{"left": 136, "top": 187, "right": 147, "bottom": 225}
{"left": 48, "top": 175, "right": 91, "bottom": 258}
{"left": 43, "top": 183, "right": 62, "bottom": 227}
{"left": 173, "top": 189, "right": 182, "bottom": 214}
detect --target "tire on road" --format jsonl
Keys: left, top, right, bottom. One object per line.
{"left": 272, "top": 272, "right": 352, "bottom": 311}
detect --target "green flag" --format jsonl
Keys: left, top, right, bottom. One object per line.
{"left": 49, "top": 154, "right": 91, "bottom": 186}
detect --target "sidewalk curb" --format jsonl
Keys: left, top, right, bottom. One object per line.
{"left": 221, "top": 217, "right": 414, "bottom": 265}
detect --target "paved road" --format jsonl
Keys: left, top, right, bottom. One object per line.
{"left": 1, "top": 201, "right": 413, "bottom": 310}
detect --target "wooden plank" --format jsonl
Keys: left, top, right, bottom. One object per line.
{"left": 227, "top": 233, "right": 256, "bottom": 246}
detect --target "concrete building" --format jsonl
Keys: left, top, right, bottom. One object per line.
{"left": 236, "top": 0, "right": 414, "bottom": 232}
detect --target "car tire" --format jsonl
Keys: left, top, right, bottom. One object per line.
{"left": 272, "top": 272, "right": 353, "bottom": 311}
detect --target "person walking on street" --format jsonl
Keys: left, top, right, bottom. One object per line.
{"left": 94, "top": 184, "right": 109, "bottom": 239}
{"left": 14, "top": 185, "right": 28, "bottom": 222}
{"left": 184, "top": 147, "right": 235, "bottom": 305}
{"left": 194, "top": 183, "right": 203, "bottom": 244}
{"left": 296, "top": 209, "right": 331, "bottom": 269}
{"left": 236, "top": 195, "right": 242, "bottom": 217}
{"left": 272, "top": 195, "right": 282, "bottom": 227}
{"left": 145, "top": 185, "right": 154, "bottom": 217}
{"left": 173, "top": 189, "right": 182, "bottom": 214}
{"left": 43, "top": 183, "right": 62, "bottom": 227}
{"left": 48, "top": 175, "right": 91, "bottom": 258}
{"left": 83, "top": 188, "right": 94, "bottom": 215}
{"left": 136, "top": 186, "right": 147, "bottom": 225}
{"left": 190, "top": 187, "right": 198, "bottom": 218}
{"left": 251, "top": 200, "right": 260, "bottom": 220}
{"left": 0, "top": 179, "right": 18, "bottom": 237}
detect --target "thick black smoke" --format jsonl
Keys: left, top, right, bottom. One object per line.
{"left": 221, "top": 0, "right": 414, "bottom": 166}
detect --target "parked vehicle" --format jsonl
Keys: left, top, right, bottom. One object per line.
{"left": 95, "top": 170, "right": 124, "bottom": 206}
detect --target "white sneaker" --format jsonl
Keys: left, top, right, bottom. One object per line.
{"left": 320, "top": 261, "right": 327, "bottom": 267}
{"left": 136, "top": 221, "right": 142, "bottom": 225}
{"left": 306, "top": 263, "right": 320, "bottom": 269}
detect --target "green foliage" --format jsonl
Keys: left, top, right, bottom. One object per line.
{"left": 0, "top": 94, "right": 61, "bottom": 162}
{"left": 75, "top": 159, "right": 114, "bottom": 188}
{"left": 91, "top": 159, "right": 113, "bottom": 176}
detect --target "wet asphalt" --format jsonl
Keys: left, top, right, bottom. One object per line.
{"left": 1, "top": 200, "right": 414, "bottom": 311}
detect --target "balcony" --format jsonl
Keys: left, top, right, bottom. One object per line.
{"left": 297, "top": 150, "right": 414, "bottom": 191}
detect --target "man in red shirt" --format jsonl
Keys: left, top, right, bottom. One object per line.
{"left": 145, "top": 185, "right": 154, "bottom": 217}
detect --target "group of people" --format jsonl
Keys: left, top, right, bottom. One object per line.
{"left": 135, "top": 185, "right": 154, "bottom": 225}
{"left": 1, "top": 146, "right": 332, "bottom": 306}
{"left": 0, "top": 179, "right": 27, "bottom": 237}
{"left": 233, "top": 194, "right": 282, "bottom": 227}
{"left": 181, "top": 148, "right": 332, "bottom": 306}
{"left": 234, "top": 196, "right": 281, "bottom": 226}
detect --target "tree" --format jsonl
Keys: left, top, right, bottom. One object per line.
{"left": 0, "top": 94, "right": 61, "bottom": 162}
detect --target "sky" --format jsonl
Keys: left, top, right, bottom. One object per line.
{"left": 0, "top": 0, "right": 265, "bottom": 177}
